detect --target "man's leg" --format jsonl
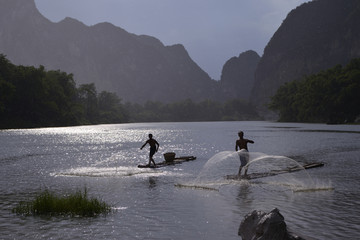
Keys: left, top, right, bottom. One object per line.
{"left": 239, "top": 154, "right": 246, "bottom": 176}
{"left": 148, "top": 152, "right": 152, "bottom": 166}
{"left": 151, "top": 157, "right": 156, "bottom": 166}
{"left": 149, "top": 151, "right": 156, "bottom": 166}
{"left": 244, "top": 152, "right": 249, "bottom": 176}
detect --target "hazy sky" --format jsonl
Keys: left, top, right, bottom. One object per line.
{"left": 34, "top": 0, "right": 309, "bottom": 80}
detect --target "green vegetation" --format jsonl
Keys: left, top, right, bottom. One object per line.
{"left": 0, "top": 54, "right": 128, "bottom": 128}
{"left": 0, "top": 54, "right": 260, "bottom": 129}
{"left": 269, "top": 58, "right": 360, "bottom": 123}
{"left": 125, "top": 98, "right": 260, "bottom": 122}
{"left": 12, "top": 188, "right": 111, "bottom": 217}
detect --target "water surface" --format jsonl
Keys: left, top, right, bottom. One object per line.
{"left": 0, "top": 121, "right": 359, "bottom": 239}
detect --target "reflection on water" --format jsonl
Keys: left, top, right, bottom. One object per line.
{"left": 0, "top": 122, "right": 359, "bottom": 239}
{"left": 53, "top": 166, "right": 186, "bottom": 178}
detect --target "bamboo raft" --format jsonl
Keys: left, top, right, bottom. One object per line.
{"left": 226, "top": 162, "right": 325, "bottom": 180}
{"left": 138, "top": 152, "right": 196, "bottom": 168}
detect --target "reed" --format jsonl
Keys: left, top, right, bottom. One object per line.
{"left": 12, "top": 188, "right": 111, "bottom": 217}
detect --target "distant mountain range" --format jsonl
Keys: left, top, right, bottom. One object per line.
{"left": 250, "top": 0, "right": 360, "bottom": 111}
{"left": 0, "top": 0, "right": 222, "bottom": 103}
{"left": 1, "top": 0, "right": 359, "bottom": 115}
{"left": 220, "top": 50, "right": 260, "bottom": 101}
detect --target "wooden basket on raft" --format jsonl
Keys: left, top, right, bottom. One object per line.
{"left": 163, "top": 152, "right": 176, "bottom": 162}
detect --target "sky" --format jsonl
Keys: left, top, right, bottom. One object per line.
{"left": 34, "top": 0, "right": 309, "bottom": 80}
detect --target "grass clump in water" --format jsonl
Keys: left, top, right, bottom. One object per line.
{"left": 12, "top": 188, "right": 111, "bottom": 217}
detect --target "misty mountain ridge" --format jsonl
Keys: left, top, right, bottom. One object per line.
{"left": 0, "top": 0, "right": 228, "bottom": 103}
{"left": 220, "top": 50, "right": 260, "bottom": 101}
{"left": 2, "top": 0, "right": 358, "bottom": 117}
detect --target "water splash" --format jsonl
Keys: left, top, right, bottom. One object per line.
{"left": 177, "top": 151, "right": 332, "bottom": 192}
{"left": 176, "top": 151, "right": 247, "bottom": 191}
{"left": 291, "top": 178, "right": 334, "bottom": 192}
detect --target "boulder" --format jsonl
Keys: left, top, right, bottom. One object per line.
{"left": 238, "top": 208, "right": 306, "bottom": 240}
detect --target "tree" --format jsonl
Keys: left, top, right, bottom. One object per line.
{"left": 98, "top": 91, "right": 128, "bottom": 123}
{"left": 269, "top": 58, "right": 360, "bottom": 123}
{"left": 0, "top": 55, "right": 129, "bottom": 128}
{"left": 77, "top": 83, "right": 99, "bottom": 124}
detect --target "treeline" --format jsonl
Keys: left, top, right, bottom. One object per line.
{"left": 0, "top": 54, "right": 127, "bottom": 128}
{"left": 124, "top": 99, "right": 260, "bottom": 122}
{"left": 0, "top": 54, "right": 260, "bottom": 129}
{"left": 269, "top": 58, "right": 360, "bottom": 123}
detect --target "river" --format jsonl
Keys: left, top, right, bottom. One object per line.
{"left": 0, "top": 121, "right": 359, "bottom": 239}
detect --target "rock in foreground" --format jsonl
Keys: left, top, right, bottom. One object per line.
{"left": 238, "top": 208, "right": 306, "bottom": 240}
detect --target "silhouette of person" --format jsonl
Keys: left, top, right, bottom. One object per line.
{"left": 235, "top": 131, "right": 254, "bottom": 176}
{"left": 140, "top": 133, "right": 159, "bottom": 167}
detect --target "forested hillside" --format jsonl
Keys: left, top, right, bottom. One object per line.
{"left": 252, "top": 0, "right": 360, "bottom": 111}
{"left": 124, "top": 98, "right": 260, "bottom": 123}
{"left": 269, "top": 58, "right": 360, "bottom": 123}
{"left": 0, "top": 54, "right": 128, "bottom": 128}
{"left": 0, "top": 55, "right": 260, "bottom": 129}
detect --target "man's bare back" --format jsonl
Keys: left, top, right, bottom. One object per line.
{"left": 235, "top": 131, "right": 254, "bottom": 151}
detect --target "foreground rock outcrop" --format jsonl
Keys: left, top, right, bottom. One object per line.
{"left": 238, "top": 208, "right": 306, "bottom": 240}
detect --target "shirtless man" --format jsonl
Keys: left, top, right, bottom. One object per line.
{"left": 235, "top": 131, "right": 254, "bottom": 176}
{"left": 140, "top": 134, "right": 159, "bottom": 167}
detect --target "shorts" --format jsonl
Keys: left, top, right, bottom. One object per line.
{"left": 238, "top": 149, "right": 249, "bottom": 167}
{"left": 150, "top": 146, "right": 156, "bottom": 157}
